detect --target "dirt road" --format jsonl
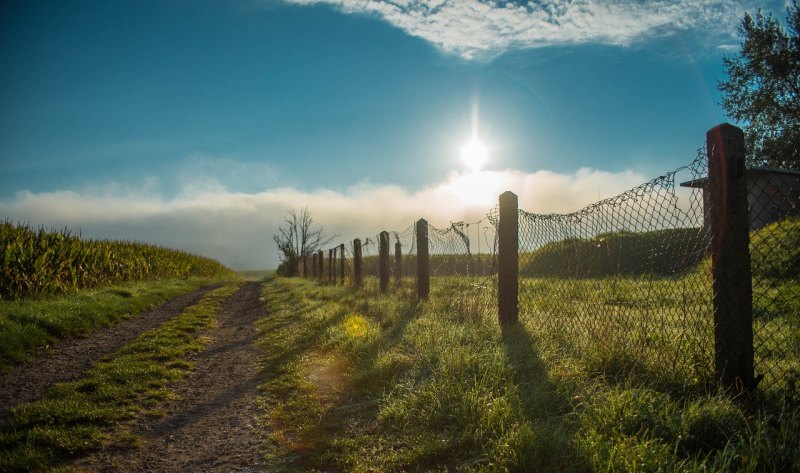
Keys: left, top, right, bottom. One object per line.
{"left": 0, "top": 284, "right": 220, "bottom": 419}
{"left": 1, "top": 281, "right": 269, "bottom": 472}
{"left": 72, "top": 281, "right": 268, "bottom": 472}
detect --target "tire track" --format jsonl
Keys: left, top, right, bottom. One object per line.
{"left": 75, "top": 281, "right": 267, "bottom": 472}
{"left": 0, "top": 284, "right": 220, "bottom": 418}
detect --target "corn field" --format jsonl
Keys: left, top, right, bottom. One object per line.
{"left": 1, "top": 220, "right": 235, "bottom": 300}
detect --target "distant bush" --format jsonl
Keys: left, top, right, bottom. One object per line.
{"left": 520, "top": 228, "right": 707, "bottom": 278}
{"left": 1, "top": 221, "right": 236, "bottom": 299}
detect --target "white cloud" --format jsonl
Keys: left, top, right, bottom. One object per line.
{"left": 177, "top": 154, "right": 278, "bottom": 194}
{"left": 0, "top": 167, "right": 651, "bottom": 269}
{"left": 281, "top": 0, "right": 751, "bottom": 59}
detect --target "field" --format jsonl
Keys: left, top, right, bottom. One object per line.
{"left": 257, "top": 275, "right": 800, "bottom": 471}
{"left": 1, "top": 220, "right": 236, "bottom": 300}
{"left": 0, "top": 221, "right": 240, "bottom": 369}
{"left": 258, "top": 220, "right": 799, "bottom": 470}
{"left": 1, "top": 220, "right": 798, "bottom": 471}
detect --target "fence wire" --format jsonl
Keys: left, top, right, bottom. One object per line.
{"left": 428, "top": 220, "right": 494, "bottom": 279}
{"left": 510, "top": 149, "right": 715, "bottom": 390}
{"left": 747, "top": 168, "right": 800, "bottom": 395}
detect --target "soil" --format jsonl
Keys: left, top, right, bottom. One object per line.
{"left": 0, "top": 284, "right": 220, "bottom": 419}
{"left": 70, "top": 281, "right": 268, "bottom": 472}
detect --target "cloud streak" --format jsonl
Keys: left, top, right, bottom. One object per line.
{"left": 1, "top": 167, "right": 650, "bottom": 269}
{"left": 282, "top": 0, "right": 750, "bottom": 58}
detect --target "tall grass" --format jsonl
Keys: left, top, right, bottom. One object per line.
{"left": 1, "top": 221, "right": 236, "bottom": 300}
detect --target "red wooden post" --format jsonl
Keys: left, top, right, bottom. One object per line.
{"left": 379, "top": 231, "right": 390, "bottom": 293}
{"left": 416, "top": 219, "right": 429, "bottom": 299}
{"left": 394, "top": 241, "right": 402, "bottom": 285}
{"left": 707, "top": 123, "right": 754, "bottom": 392}
{"left": 339, "top": 243, "right": 345, "bottom": 285}
{"left": 353, "top": 239, "right": 363, "bottom": 287}
{"left": 498, "top": 191, "right": 518, "bottom": 325}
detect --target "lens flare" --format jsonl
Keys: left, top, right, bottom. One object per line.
{"left": 344, "top": 313, "right": 368, "bottom": 338}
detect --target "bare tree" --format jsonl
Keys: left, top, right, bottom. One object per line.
{"left": 273, "top": 207, "right": 335, "bottom": 276}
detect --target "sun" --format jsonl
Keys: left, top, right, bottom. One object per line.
{"left": 460, "top": 137, "right": 489, "bottom": 172}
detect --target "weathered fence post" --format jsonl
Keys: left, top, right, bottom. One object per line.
{"left": 334, "top": 247, "right": 340, "bottom": 284}
{"left": 312, "top": 253, "right": 317, "bottom": 279}
{"left": 416, "top": 219, "right": 430, "bottom": 299}
{"left": 302, "top": 254, "right": 308, "bottom": 278}
{"left": 318, "top": 250, "right": 324, "bottom": 281}
{"left": 707, "top": 123, "right": 754, "bottom": 392}
{"left": 339, "top": 243, "right": 345, "bottom": 285}
{"left": 379, "top": 231, "right": 390, "bottom": 293}
{"left": 394, "top": 241, "right": 402, "bottom": 285}
{"left": 498, "top": 191, "right": 519, "bottom": 325}
{"left": 328, "top": 249, "right": 333, "bottom": 284}
{"left": 353, "top": 238, "right": 363, "bottom": 288}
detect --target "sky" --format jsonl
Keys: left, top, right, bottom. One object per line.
{"left": 0, "top": 0, "right": 791, "bottom": 269}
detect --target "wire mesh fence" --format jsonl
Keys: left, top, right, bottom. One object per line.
{"left": 747, "top": 169, "right": 800, "bottom": 396}
{"left": 514, "top": 149, "right": 716, "bottom": 391}
{"left": 297, "top": 124, "right": 798, "bottom": 398}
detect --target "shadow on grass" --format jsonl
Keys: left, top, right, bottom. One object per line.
{"left": 500, "top": 322, "right": 591, "bottom": 471}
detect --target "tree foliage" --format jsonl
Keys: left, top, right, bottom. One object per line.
{"left": 719, "top": 1, "right": 800, "bottom": 169}
{"left": 272, "top": 207, "right": 334, "bottom": 276}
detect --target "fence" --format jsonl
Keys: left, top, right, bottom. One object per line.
{"left": 299, "top": 124, "right": 799, "bottom": 398}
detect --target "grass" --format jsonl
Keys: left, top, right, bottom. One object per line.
{"left": 0, "top": 277, "right": 229, "bottom": 370}
{"left": 0, "top": 282, "right": 240, "bottom": 472}
{"left": 257, "top": 275, "right": 800, "bottom": 472}
{"left": 238, "top": 269, "right": 274, "bottom": 281}
{"left": 520, "top": 228, "right": 707, "bottom": 278}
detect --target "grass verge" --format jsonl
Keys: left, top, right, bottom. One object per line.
{"left": 0, "top": 277, "right": 230, "bottom": 370}
{"left": 258, "top": 276, "right": 800, "bottom": 472}
{"left": 0, "top": 282, "right": 240, "bottom": 472}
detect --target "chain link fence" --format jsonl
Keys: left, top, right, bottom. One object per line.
{"left": 515, "top": 149, "right": 715, "bottom": 390}
{"left": 301, "top": 125, "right": 799, "bottom": 398}
{"left": 747, "top": 169, "right": 800, "bottom": 396}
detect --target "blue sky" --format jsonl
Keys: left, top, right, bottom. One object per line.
{"left": 0, "top": 0, "right": 789, "bottom": 269}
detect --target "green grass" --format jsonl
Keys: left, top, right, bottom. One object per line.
{"left": 750, "top": 217, "right": 800, "bottom": 281}
{"left": 0, "top": 277, "right": 230, "bottom": 370}
{"left": 0, "top": 282, "right": 240, "bottom": 472}
{"left": 257, "top": 276, "right": 800, "bottom": 472}
{"left": 238, "top": 269, "right": 273, "bottom": 281}
{"left": 520, "top": 228, "right": 707, "bottom": 278}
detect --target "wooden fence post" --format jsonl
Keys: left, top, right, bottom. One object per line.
{"left": 379, "top": 231, "right": 390, "bottom": 293}
{"left": 353, "top": 238, "right": 363, "bottom": 288}
{"left": 416, "top": 219, "right": 430, "bottom": 299}
{"left": 498, "top": 191, "right": 518, "bottom": 325}
{"left": 302, "top": 254, "right": 308, "bottom": 278}
{"left": 318, "top": 250, "right": 324, "bottom": 281}
{"left": 334, "top": 248, "right": 338, "bottom": 284}
{"left": 707, "top": 123, "right": 754, "bottom": 392}
{"left": 312, "top": 253, "right": 317, "bottom": 279}
{"left": 394, "top": 241, "right": 402, "bottom": 285}
{"left": 328, "top": 249, "right": 333, "bottom": 284}
{"left": 339, "top": 243, "right": 345, "bottom": 285}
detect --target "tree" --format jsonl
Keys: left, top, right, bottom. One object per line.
{"left": 719, "top": 1, "right": 800, "bottom": 169}
{"left": 273, "top": 207, "right": 335, "bottom": 276}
